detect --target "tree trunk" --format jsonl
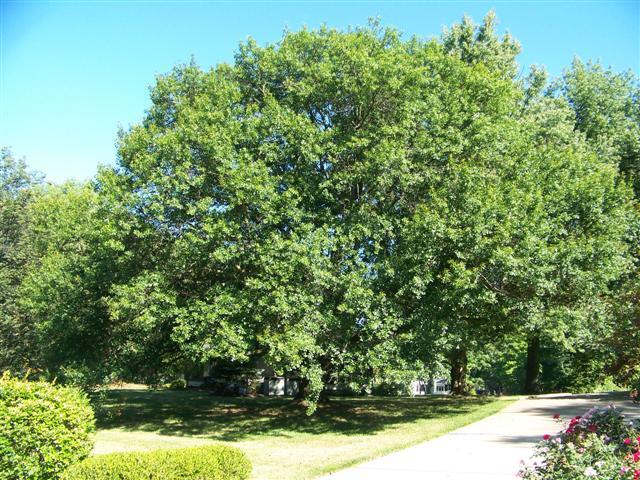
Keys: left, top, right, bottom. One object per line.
{"left": 294, "top": 376, "right": 331, "bottom": 403}
{"left": 524, "top": 334, "right": 541, "bottom": 394}
{"left": 294, "top": 378, "right": 310, "bottom": 400}
{"left": 449, "top": 347, "right": 468, "bottom": 395}
{"left": 318, "top": 366, "right": 333, "bottom": 403}
{"left": 318, "top": 388, "right": 331, "bottom": 404}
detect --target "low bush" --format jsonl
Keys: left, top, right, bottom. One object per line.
{"left": 62, "top": 444, "right": 252, "bottom": 480}
{"left": 519, "top": 405, "right": 640, "bottom": 479}
{"left": 167, "top": 378, "right": 187, "bottom": 390}
{"left": 0, "top": 372, "right": 95, "bottom": 480}
{"left": 371, "top": 381, "right": 411, "bottom": 396}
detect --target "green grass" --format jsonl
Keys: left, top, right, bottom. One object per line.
{"left": 94, "top": 389, "right": 515, "bottom": 479}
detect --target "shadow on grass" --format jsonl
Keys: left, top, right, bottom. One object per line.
{"left": 97, "top": 390, "right": 497, "bottom": 441}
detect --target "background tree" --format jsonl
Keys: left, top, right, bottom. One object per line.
{"left": 557, "top": 59, "right": 639, "bottom": 197}
{"left": 0, "top": 149, "right": 42, "bottom": 371}
{"left": 392, "top": 19, "right": 636, "bottom": 393}
{"left": 441, "top": 10, "right": 520, "bottom": 80}
{"left": 555, "top": 59, "right": 640, "bottom": 392}
{"left": 14, "top": 183, "right": 127, "bottom": 383}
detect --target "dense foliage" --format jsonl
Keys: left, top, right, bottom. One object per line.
{"left": 0, "top": 12, "right": 638, "bottom": 412}
{"left": 520, "top": 406, "right": 640, "bottom": 480}
{"left": 0, "top": 149, "right": 42, "bottom": 369}
{"left": 62, "top": 445, "right": 252, "bottom": 480}
{"left": 0, "top": 373, "right": 95, "bottom": 480}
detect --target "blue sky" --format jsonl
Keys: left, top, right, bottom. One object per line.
{"left": 1, "top": 0, "right": 639, "bottom": 183}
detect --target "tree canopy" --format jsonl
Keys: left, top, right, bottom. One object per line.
{"left": 1, "top": 13, "right": 638, "bottom": 412}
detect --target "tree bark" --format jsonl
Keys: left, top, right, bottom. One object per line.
{"left": 449, "top": 347, "right": 468, "bottom": 395}
{"left": 524, "top": 334, "right": 541, "bottom": 394}
{"left": 294, "top": 378, "right": 310, "bottom": 400}
{"left": 318, "top": 365, "right": 334, "bottom": 403}
{"left": 317, "top": 388, "right": 331, "bottom": 404}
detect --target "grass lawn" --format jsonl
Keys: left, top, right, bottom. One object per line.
{"left": 95, "top": 389, "right": 515, "bottom": 479}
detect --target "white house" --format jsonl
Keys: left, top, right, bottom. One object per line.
{"left": 187, "top": 359, "right": 450, "bottom": 397}
{"left": 411, "top": 378, "right": 451, "bottom": 395}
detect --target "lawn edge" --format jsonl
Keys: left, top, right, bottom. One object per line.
{"left": 307, "top": 397, "right": 518, "bottom": 479}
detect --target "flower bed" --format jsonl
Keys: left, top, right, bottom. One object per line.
{"left": 519, "top": 405, "right": 640, "bottom": 479}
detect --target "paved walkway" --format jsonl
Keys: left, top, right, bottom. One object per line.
{"left": 319, "top": 393, "right": 639, "bottom": 480}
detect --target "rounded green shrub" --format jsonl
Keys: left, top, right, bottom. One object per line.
{"left": 0, "top": 372, "right": 95, "bottom": 480}
{"left": 62, "top": 445, "right": 252, "bottom": 480}
{"left": 167, "top": 378, "right": 187, "bottom": 390}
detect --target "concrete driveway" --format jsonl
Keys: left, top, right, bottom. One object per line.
{"left": 319, "top": 393, "right": 639, "bottom": 480}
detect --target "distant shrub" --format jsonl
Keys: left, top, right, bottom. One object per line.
{"left": 168, "top": 378, "right": 187, "bottom": 390}
{"left": 0, "top": 372, "right": 95, "bottom": 480}
{"left": 371, "top": 381, "right": 413, "bottom": 396}
{"left": 62, "top": 445, "right": 252, "bottom": 480}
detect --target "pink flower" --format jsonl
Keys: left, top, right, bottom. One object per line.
{"left": 543, "top": 434, "right": 551, "bottom": 440}
{"left": 633, "top": 451, "right": 640, "bottom": 463}
{"left": 625, "top": 438, "right": 632, "bottom": 445}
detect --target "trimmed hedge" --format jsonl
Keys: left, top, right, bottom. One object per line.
{"left": 62, "top": 445, "right": 252, "bottom": 480}
{"left": 0, "top": 372, "right": 95, "bottom": 480}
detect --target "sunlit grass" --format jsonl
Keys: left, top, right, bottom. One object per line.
{"left": 94, "top": 389, "right": 515, "bottom": 479}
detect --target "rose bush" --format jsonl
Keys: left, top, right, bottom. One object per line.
{"left": 519, "top": 405, "right": 640, "bottom": 480}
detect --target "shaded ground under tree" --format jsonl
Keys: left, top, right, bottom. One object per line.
{"left": 98, "top": 388, "right": 499, "bottom": 441}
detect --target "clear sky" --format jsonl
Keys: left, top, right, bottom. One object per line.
{"left": 1, "top": 0, "right": 639, "bottom": 183}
